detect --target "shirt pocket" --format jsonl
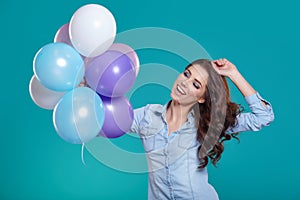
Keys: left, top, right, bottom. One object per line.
{"left": 140, "top": 127, "right": 159, "bottom": 153}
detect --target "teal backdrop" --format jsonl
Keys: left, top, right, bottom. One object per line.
{"left": 1, "top": 0, "right": 299, "bottom": 199}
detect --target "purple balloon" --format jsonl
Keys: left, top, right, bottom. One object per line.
{"left": 85, "top": 50, "right": 136, "bottom": 97}
{"left": 99, "top": 96, "right": 134, "bottom": 138}
{"left": 108, "top": 43, "right": 140, "bottom": 76}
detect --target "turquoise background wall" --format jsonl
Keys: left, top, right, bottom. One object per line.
{"left": 1, "top": 0, "right": 299, "bottom": 199}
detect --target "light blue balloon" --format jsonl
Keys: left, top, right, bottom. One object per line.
{"left": 33, "top": 42, "right": 84, "bottom": 91}
{"left": 53, "top": 87, "right": 105, "bottom": 144}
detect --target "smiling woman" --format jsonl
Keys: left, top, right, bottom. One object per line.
{"left": 129, "top": 58, "right": 275, "bottom": 200}
{"left": 171, "top": 64, "right": 209, "bottom": 105}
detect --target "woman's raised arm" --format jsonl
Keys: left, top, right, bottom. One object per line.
{"left": 212, "top": 58, "right": 274, "bottom": 133}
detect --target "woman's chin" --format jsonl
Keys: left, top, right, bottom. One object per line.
{"left": 170, "top": 92, "right": 180, "bottom": 103}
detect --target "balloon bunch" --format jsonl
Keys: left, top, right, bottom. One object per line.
{"left": 29, "top": 4, "right": 139, "bottom": 146}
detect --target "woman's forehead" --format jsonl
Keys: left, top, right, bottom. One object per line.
{"left": 188, "top": 65, "right": 209, "bottom": 84}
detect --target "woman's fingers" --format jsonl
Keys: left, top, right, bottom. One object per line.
{"left": 213, "top": 59, "right": 226, "bottom": 66}
{"left": 211, "top": 61, "right": 220, "bottom": 73}
{"left": 221, "top": 58, "right": 228, "bottom": 65}
{"left": 213, "top": 59, "right": 222, "bottom": 66}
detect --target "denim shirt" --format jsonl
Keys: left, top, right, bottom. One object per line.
{"left": 129, "top": 93, "right": 274, "bottom": 200}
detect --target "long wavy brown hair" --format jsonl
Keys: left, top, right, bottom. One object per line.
{"left": 186, "top": 59, "right": 243, "bottom": 169}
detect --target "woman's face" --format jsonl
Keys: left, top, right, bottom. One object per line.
{"left": 171, "top": 64, "right": 209, "bottom": 106}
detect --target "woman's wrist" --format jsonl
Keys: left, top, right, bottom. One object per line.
{"left": 228, "top": 69, "right": 241, "bottom": 82}
{"left": 229, "top": 70, "right": 256, "bottom": 97}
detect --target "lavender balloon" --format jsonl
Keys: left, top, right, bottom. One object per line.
{"left": 99, "top": 96, "right": 134, "bottom": 138}
{"left": 29, "top": 75, "right": 65, "bottom": 110}
{"left": 85, "top": 50, "right": 136, "bottom": 97}
{"left": 54, "top": 23, "right": 72, "bottom": 46}
{"left": 54, "top": 23, "right": 86, "bottom": 61}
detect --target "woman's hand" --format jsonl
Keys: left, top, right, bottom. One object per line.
{"left": 212, "top": 58, "right": 239, "bottom": 79}
{"left": 212, "top": 58, "right": 258, "bottom": 98}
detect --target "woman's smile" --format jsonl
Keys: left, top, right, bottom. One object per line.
{"left": 176, "top": 84, "right": 186, "bottom": 95}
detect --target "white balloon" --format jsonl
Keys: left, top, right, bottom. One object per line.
{"left": 69, "top": 4, "right": 116, "bottom": 57}
{"left": 29, "top": 75, "right": 65, "bottom": 110}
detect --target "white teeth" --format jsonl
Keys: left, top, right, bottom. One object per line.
{"left": 177, "top": 85, "right": 186, "bottom": 95}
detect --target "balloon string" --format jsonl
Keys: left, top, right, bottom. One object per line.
{"left": 81, "top": 143, "right": 86, "bottom": 165}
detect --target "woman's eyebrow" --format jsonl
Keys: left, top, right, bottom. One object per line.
{"left": 188, "top": 68, "right": 203, "bottom": 87}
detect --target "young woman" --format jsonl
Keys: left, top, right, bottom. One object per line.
{"left": 129, "top": 58, "right": 274, "bottom": 200}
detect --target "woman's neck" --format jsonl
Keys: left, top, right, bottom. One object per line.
{"left": 166, "top": 100, "right": 192, "bottom": 125}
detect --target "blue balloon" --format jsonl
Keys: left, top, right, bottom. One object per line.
{"left": 33, "top": 42, "right": 84, "bottom": 91}
{"left": 53, "top": 87, "right": 105, "bottom": 144}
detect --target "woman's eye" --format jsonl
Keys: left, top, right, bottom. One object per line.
{"left": 193, "top": 82, "right": 200, "bottom": 89}
{"left": 183, "top": 71, "right": 189, "bottom": 77}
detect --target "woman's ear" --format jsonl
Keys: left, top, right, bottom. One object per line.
{"left": 198, "top": 98, "right": 205, "bottom": 104}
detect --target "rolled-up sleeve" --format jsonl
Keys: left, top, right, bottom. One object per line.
{"left": 128, "top": 106, "right": 147, "bottom": 133}
{"left": 226, "top": 92, "right": 275, "bottom": 133}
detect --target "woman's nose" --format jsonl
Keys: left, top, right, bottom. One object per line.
{"left": 181, "top": 80, "right": 187, "bottom": 87}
